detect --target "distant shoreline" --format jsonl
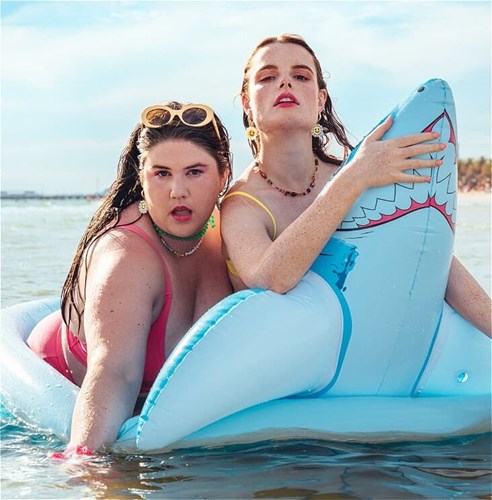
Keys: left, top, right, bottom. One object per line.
{"left": 0, "top": 194, "right": 104, "bottom": 201}
{"left": 1, "top": 190, "right": 489, "bottom": 202}
{"left": 458, "top": 190, "right": 491, "bottom": 201}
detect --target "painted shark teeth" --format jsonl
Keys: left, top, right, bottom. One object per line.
{"left": 338, "top": 108, "right": 457, "bottom": 232}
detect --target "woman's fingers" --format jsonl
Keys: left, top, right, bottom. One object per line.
{"left": 352, "top": 119, "right": 449, "bottom": 189}
{"left": 49, "top": 445, "right": 93, "bottom": 461}
{"left": 405, "top": 157, "right": 443, "bottom": 170}
{"left": 397, "top": 172, "right": 432, "bottom": 183}
{"left": 394, "top": 158, "right": 442, "bottom": 185}
{"left": 403, "top": 141, "right": 446, "bottom": 158}
{"left": 366, "top": 115, "right": 393, "bottom": 141}
{"left": 366, "top": 118, "right": 441, "bottom": 149}
{"left": 393, "top": 131, "right": 440, "bottom": 148}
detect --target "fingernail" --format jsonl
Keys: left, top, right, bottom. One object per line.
{"left": 433, "top": 132, "right": 440, "bottom": 138}
{"left": 440, "top": 143, "right": 447, "bottom": 150}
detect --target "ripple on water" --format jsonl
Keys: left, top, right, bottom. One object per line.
{"left": 1, "top": 406, "right": 491, "bottom": 498}
{"left": 1, "top": 199, "right": 491, "bottom": 498}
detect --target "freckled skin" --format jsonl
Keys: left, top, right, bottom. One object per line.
{"left": 221, "top": 40, "right": 491, "bottom": 338}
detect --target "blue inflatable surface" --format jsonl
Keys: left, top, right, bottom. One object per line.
{"left": 2, "top": 79, "right": 490, "bottom": 453}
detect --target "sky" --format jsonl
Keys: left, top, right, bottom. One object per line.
{"left": 1, "top": 0, "right": 491, "bottom": 195}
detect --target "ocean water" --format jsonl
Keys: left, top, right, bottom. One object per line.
{"left": 1, "top": 197, "right": 491, "bottom": 499}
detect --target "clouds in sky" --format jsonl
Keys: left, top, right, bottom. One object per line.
{"left": 2, "top": 0, "right": 490, "bottom": 194}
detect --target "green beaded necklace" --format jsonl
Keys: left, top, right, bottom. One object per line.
{"left": 152, "top": 214, "right": 216, "bottom": 241}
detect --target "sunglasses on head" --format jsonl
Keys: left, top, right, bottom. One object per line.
{"left": 140, "top": 104, "right": 221, "bottom": 140}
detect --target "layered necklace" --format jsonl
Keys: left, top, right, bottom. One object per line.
{"left": 159, "top": 236, "right": 203, "bottom": 258}
{"left": 152, "top": 215, "right": 215, "bottom": 258}
{"left": 253, "top": 158, "right": 319, "bottom": 197}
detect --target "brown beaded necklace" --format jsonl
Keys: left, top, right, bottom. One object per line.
{"left": 253, "top": 158, "right": 319, "bottom": 197}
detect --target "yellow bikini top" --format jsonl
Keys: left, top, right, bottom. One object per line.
{"left": 222, "top": 191, "right": 277, "bottom": 277}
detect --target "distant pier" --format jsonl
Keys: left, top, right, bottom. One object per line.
{"left": 1, "top": 191, "right": 104, "bottom": 201}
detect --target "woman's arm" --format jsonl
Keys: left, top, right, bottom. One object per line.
{"left": 222, "top": 118, "right": 445, "bottom": 293}
{"left": 445, "top": 256, "right": 491, "bottom": 338}
{"left": 67, "top": 231, "right": 163, "bottom": 452}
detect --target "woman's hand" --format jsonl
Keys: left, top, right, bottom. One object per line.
{"left": 222, "top": 117, "right": 449, "bottom": 294}
{"left": 345, "top": 116, "right": 446, "bottom": 191}
{"left": 49, "top": 445, "right": 93, "bottom": 460}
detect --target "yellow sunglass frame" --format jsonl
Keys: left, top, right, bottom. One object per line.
{"left": 140, "top": 104, "right": 221, "bottom": 140}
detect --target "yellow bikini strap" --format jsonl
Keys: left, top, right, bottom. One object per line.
{"left": 223, "top": 191, "right": 277, "bottom": 239}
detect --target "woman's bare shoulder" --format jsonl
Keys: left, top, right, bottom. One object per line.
{"left": 84, "top": 222, "right": 162, "bottom": 283}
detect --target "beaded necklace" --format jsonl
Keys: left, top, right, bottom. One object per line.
{"left": 253, "top": 158, "right": 319, "bottom": 197}
{"left": 151, "top": 216, "right": 215, "bottom": 258}
{"left": 158, "top": 236, "right": 203, "bottom": 258}
{"left": 152, "top": 214, "right": 215, "bottom": 242}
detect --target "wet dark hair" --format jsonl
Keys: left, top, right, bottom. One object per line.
{"left": 61, "top": 101, "right": 232, "bottom": 330}
{"left": 241, "top": 34, "right": 353, "bottom": 165}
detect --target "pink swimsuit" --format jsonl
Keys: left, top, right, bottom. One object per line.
{"left": 27, "top": 225, "right": 172, "bottom": 393}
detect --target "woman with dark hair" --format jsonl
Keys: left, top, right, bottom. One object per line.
{"left": 28, "top": 102, "right": 233, "bottom": 455}
{"left": 221, "top": 34, "right": 490, "bottom": 336}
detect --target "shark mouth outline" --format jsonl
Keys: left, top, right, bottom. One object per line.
{"left": 338, "top": 109, "right": 457, "bottom": 233}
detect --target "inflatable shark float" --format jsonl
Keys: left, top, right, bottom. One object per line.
{"left": 2, "top": 79, "right": 490, "bottom": 454}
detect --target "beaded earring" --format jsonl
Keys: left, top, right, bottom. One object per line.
{"left": 138, "top": 191, "right": 148, "bottom": 214}
{"left": 138, "top": 199, "right": 148, "bottom": 214}
{"left": 245, "top": 114, "right": 258, "bottom": 140}
{"left": 311, "top": 123, "right": 323, "bottom": 138}
{"left": 246, "top": 125, "right": 258, "bottom": 140}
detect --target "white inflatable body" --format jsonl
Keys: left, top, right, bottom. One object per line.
{"left": 2, "top": 79, "right": 491, "bottom": 453}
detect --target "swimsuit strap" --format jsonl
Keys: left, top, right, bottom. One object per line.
{"left": 116, "top": 224, "right": 172, "bottom": 305}
{"left": 226, "top": 259, "right": 240, "bottom": 278}
{"left": 65, "top": 323, "right": 88, "bottom": 365}
{"left": 117, "top": 224, "right": 172, "bottom": 390}
{"left": 223, "top": 191, "right": 277, "bottom": 239}
{"left": 65, "top": 224, "right": 172, "bottom": 370}
{"left": 223, "top": 192, "right": 277, "bottom": 279}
